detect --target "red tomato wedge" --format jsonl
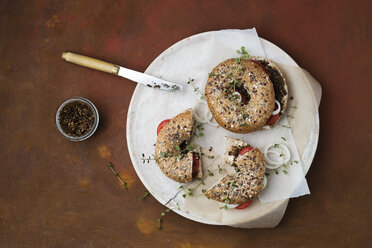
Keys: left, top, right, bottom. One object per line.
{"left": 266, "top": 114, "right": 279, "bottom": 126}
{"left": 156, "top": 119, "right": 171, "bottom": 136}
{"left": 239, "top": 146, "right": 254, "bottom": 156}
{"left": 192, "top": 153, "right": 200, "bottom": 173}
{"left": 251, "top": 60, "right": 268, "bottom": 74}
{"left": 235, "top": 200, "right": 253, "bottom": 209}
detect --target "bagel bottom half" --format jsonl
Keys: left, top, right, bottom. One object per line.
{"left": 205, "top": 138, "right": 265, "bottom": 204}
{"left": 155, "top": 109, "right": 202, "bottom": 183}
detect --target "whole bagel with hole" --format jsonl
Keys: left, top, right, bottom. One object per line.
{"left": 205, "top": 58, "right": 275, "bottom": 133}
{"left": 205, "top": 57, "right": 288, "bottom": 133}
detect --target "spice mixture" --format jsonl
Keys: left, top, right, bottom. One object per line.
{"left": 59, "top": 101, "right": 95, "bottom": 137}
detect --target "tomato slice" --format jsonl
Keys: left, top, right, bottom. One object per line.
{"left": 239, "top": 146, "right": 254, "bottom": 156}
{"left": 156, "top": 119, "right": 171, "bottom": 136}
{"left": 266, "top": 114, "right": 279, "bottom": 126}
{"left": 251, "top": 60, "right": 268, "bottom": 74}
{"left": 192, "top": 153, "right": 200, "bottom": 176}
{"left": 235, "top": 200, "right": 253, "bottom": 209}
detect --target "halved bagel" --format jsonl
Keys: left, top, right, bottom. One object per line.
{"left": 205, "top": 59, "right": 275, "bottom": 133}
{"left": 250, "top": 57, "right": 288, "bottom": 126}
{"left": 205, "top": 138, "right": 265, "bottom": 204}
{"left": 224, "top": 136, "right": 251, "bottom": 166}
{"left": 155, "top": 109, "right": 202, "bottom": 183}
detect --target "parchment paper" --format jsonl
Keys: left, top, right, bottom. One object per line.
{"left": 126, "top": 28, "right": 322, "bottom": 228}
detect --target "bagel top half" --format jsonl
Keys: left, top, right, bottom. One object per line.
{"left": 155, "top": 109, "right": 195, "bottom": 183}
{"left": 204, "top": 147, "right": 266, "bottom": 204}
{"left": 205, "top": 58, "right": 275, "bottom": 133}
{"left": 251, "top": 57, "right": 288, "bottom": 125}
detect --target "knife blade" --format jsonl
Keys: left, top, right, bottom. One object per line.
{"left": 61, "top": 52, "right": 183, "bottom": 92}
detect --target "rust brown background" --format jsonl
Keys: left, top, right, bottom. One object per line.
{"left": 0, "top": 0, "right": 371, "bottom": 247}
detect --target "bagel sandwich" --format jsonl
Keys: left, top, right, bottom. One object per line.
{"left": 205, "top": 57, "right": 288, "bottom": 133}
{"left": 155, "top": 109, "right": 203, "bottom": 183}
{"left": 205, "top": 58, "right": 275, "bottom": 133}
{"left": 205, "top": 137, "right": 265, "bottom": 205}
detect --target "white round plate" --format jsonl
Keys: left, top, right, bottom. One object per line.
{"left": 126, "top": 31, "right": 319, "bottom": 225}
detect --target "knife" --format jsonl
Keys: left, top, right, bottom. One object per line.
{"left": 61, "top": 52, "right": 183, "bottom": 92}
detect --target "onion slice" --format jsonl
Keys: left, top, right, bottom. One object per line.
{"left": 263, "top": 175, "right": 267, "bottom": 189}
{"left": 264, "top": 143, "right": 291, "bottom": 169}
{"left": 272, "top": 100, "right": 281, "bottom": 116}
{"left": 219, "top": 203, "right": 239, "bottom": 209}
{"left": 193, "top": 100, "right": 218, "bottom": 127}
{"left": 193, "top": 101, "right": 209, "bottom": 123}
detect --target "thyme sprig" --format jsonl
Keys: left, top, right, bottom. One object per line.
{"left": 141, "top": 190, "right": 150, "bottom": 200}
{"left": 141, "top": 153, "right": 156, "bottom": 163}
{"left": 108, "top": 162, "right": 128, "bottom": 191}
{"left": 157, "top": 209, "right": 171, "bottom": 230}
{"left": 195, "top": 123, "right": 205, "bottom": 138}
{"left": 235, "top": 46, "right": 250, "bottom": 63}
{"left": 141, "top": 152, "right": 168, "bottom": 164}
{"left": 187, "top": 77, "right": 206, "bottom": 100}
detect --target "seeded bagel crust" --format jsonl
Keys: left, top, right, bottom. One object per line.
{"left": 205, "top": 148, "right": 266, "bottom": 204}
{"left": 251, "top": 57, "right": 288, "bottom": 125}
{"left": 205, "top": 59, "right": 275, "bottom": 133}
{"left": 155, "top": 109, "right": 195, "bottom": 183}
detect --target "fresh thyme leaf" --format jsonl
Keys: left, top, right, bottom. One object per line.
{"left": 282, "top": 125, "right": 291, "bottom": 129}
{"left": 281, "top": 137, "right": 287, "bottom": 141}
{"left": 198, "top": 133, "right": 204, "bottom": 137}
{"left": 177, "top": 202, "right": 180, "bottom": 211}
{"left": 187, "top": 188, "right": 193, "bottom": 192}
{"left": 294, "top": 160, "right": 299, "bottom": 164}
{"left": 179, "top": 185, "right": 183, "bottom": 189}
{"left": 280, "top": 153, "right": 285, "bottom": 157}
{"left": 224, "top": 205, "right": 228, "bottom": 210}
{"left": 225, "top": 199, "right": 230, "bottom": 204}
{"left": 207, "top": 155, "right": 214, "bottom": 159}
{"left": 196, "top": 123, "right": 203, "bottom": 130}
{"left": 187, "top": 78, "right": 194, "bottom": 84}
{"left": 208, "top": 72, "right": 214, "bottom": 77}
{"left": 207, "top": 170, "right": 214, "bottom": 177}
{"left": 275, "top": 170, "right": 279, "bottom": 175}
{"left": 286, "top": 115, "right": 294, "bottom": 119}
{"left": 182, "top": 194, "right": 186, "bottom": 198}
{"left": 202, "top": 189, "right": 206, "bottom": 193}
{"left": 274, "top": 144, "right": 279, "bottom": 148}
{"left": 141, "top": 190, "right": 150, "bottom": 200}
{"left": 159, "top": 152, "right": 168, "bottom": 157}
{"left": 282, "top": 169, "right": 288, "bottom": 175}
{"left": 201, "top": 180, "right": 205, "bottom": 185}
{"left": 218, "top": 164, "right": 223, "bottom": 174}
{"left": 265, "top": 172, "right": 270, "bottom": 176}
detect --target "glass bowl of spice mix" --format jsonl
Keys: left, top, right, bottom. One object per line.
{"left": 55, "top": 97, "right": 99, "bottom": 141}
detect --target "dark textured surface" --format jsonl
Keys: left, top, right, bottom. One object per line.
{"left": 0, "top": 0, "right": 371, "bottom": 247}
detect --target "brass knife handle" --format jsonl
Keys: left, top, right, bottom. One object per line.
{"left": 62, "top": 52, "right": 119, "bottom": 75}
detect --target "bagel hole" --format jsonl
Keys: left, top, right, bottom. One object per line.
{"left": 235, "top": 85, "right": 250, "bottom": 105}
